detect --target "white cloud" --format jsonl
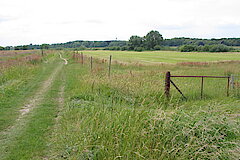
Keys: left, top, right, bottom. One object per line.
{"left": 0, "top": 0, "right": 240, "bottom": 46}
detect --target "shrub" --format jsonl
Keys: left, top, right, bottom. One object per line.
{"left": 179, "top": 45, "right": 197, "bottom": 52}
{"left": 103, "top": 47, "right": 120, "bottom": 50}
{"left": 208, "top": 44, "right": 231, "bottom": 52}
{"left": 77, "top": 46, "right": 86, "bottom": 50}
{"left": 154, "top": 45, "right": 161, "bottom": 50}
{"left": 134, "top": 47, "right": 144, "bottom": 52}
{"left": 120, "top": 46, "right": 130, "bottom": 51}
{"left": 179, "top": 44, "right": 233, "bottom": 52}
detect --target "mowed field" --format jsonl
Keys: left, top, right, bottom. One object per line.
{"left": 0, "top": 50, "right": 239, "bottom": 159}
{"left": 82, "top": 50, "right": 240, "bottom": 63}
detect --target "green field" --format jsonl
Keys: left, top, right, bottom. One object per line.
{"left": 81, "top": 50, "right": 240, "bottom": 64}
{"left": 0, "top": 50, "right": 239, "bottom": 159}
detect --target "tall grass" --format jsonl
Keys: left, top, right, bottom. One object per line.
{"left": 48, "top": 53, "right": 240, "bottom": 159}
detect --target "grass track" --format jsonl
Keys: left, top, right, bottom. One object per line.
{"left": 0, "top": 53, "right": 66, "bottom": 159}
{"left": 0, "top": 54, "right": 55, "bottom": 131}
{"left": 5, "top": 62, "right": 64, "bottom": 159}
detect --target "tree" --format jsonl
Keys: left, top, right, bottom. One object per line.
{"left": 179, "top": 44, "right": 232, "bottom": 52}
{"left": 179, "top": 45, "right": 197, "bottom": 52}
{"left": 134, "top": 47, "right": 144, "bottom": 52}
{"left": 41, "top": 44, "right": 49, "bottom": 50}
{"left": 22, "top": 45, "right": 28, "bottom": 50}
{"left": 41, "top": 44, "right": 49, "bottom": 56}
{"left": 0, "top": 46, "right": 4, "bottom": 50}
{"left": 108, "top": 41, "right": 127, "bottom": 47}
{"left": 154, "top": 45, "right": 161, "bottom": 50}
{"left": 129, "top": 35, "right": 143, "bottom": 50}
{"left": 144, "top": 30, "right": 163, "bottom": 50}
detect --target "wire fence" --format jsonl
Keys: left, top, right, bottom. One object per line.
{"left": 164, "top": 72, "right": 240, "bottom": 100}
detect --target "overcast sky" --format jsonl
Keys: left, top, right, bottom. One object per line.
{"left": 1, "top": 0, "right": 240, "bottom": 46}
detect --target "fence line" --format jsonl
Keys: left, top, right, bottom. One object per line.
{"left": 165, "top": 71, "right": 231, "bottom": 99}
{"left": 71, "top": 54, "right": 237, "bottom": 99}
{"left": 230, "top": 74, "right": 240, "bottom": 89}
{"left": 108, "top": 55, "right": 112, "bottom": 78}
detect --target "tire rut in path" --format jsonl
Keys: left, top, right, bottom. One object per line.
{"left": 43, "top": 80, "right": 66, "bottom": 160}
{"left": 19, "top": 64, "right": 62, "bottom": 117}
{"left": 0, "top": 62, "right": 64, "bottom": 158}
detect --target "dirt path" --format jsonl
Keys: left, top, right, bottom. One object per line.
{"left": 56, "top": 83, "right": 65, "bottom": 122}
{"left": 19, "top": 53, "right": 67, "bottom": 118}
{"left": 59, "top": 53, "right": 68, "bottom": 65}
{"left": 0, "top": 54, "right": 68, "bottom": 159}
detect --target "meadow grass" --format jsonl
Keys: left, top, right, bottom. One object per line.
{"left": 0, "top": 50, "right": 239, "bottom": 159}
{"left": 80, "top": 50, "right": 240, "bottom": 64}
{"left": 0, "top": 50, "right": 37, "bottom": 62}
{"left": 47, "top": 52, "right": 240, "bottom": 159}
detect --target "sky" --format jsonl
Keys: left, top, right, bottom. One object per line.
{"left": 0, "top": 0, "right": 240, "bottom": 46}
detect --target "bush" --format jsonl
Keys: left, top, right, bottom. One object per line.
{"left": 134, "top": 47, "right": 144, "bottom": 52}
{"left": 179, "top": 44, "right": 233, "bottom": 52}
{"left": 179, "top": 45, "right": 197, "bottom": 52}
{"left": 104, "top": 46, "right": 121, "bottom": 51}
{"left": 77, "top": 46, "right": 86, "bottom": 50}
{"left": 120, "top": 46, "right": 130, "bottom": 51}
{"left": 154, "top": 45, "right": 161, "bottom": 50}
{"left": 208, "top": 44, "right": 231, "bottom": 52}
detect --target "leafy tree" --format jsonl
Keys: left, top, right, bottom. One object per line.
{"left": 120, "top": 46, "right": 130, "bottom": 51}
{"left": 208, "top": 44, "right": 231, "bottom": 52}
{"left": 179, "top": 45, "right": 197, "bottom": 52}
{"left": 41, "top": 44, "right": 49, "bottom": 49}
{"left": 0, "top": 46, "right": 4, "bottom": 50}
{"left": 144, "top": 30, "right": 163, "bottom": 50}
{"left": 4, "top": 46, "right": 13, "bottom": 50}
{"left": 14, "top": 46, "right": 22, "bottom": 50}
{"left": 108, "top": 41, "right": 127, "bottom": 47}
{"left": 154, "top": 45, "right": 161, "bottom": 50}
{"left": 41, "top": 44, "right": 49, "bottom": 56}
{"left": 129, "top": 36, "right": 143, "bottom": 50}
{"left": 77, "top": 46, "right": 86, "bottom": 50}
{"left": 179, "top": 44, "right": 232, "bottom": 52}
{"left": 197, "top": 41, "right": 205, "bottom": 46}
{"left": 134, "top": 47, "right": 144, "bottom": 52}
{"left": 22, "top": 45, "right": 28, "bottom": 50}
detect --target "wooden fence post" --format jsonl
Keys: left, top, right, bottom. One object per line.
{"left": 230, "top": 74, "right": 234, "bottom": 89}
{"left": 165, "top": 71, "right": 171, "bottom": 98}
{"left": 201, "top": 77, "right": 204, "bottom": 99}
{"left": 81, "top": 52, "right": 83, "bottom": 64}
{"left": 227, "top": 77, "right": 230, "bottom": 97}
{"left": 90, "top": 56, "right": 93, "bottom": 72}
{"left": 74, "top": 50, "right": 77, "bottom": 60}
{"left": 108, "top": 55, "right": 112, "bottom": 78}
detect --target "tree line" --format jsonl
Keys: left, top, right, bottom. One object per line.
{"left": 105, "top": 31, "right": 238, "bottom": 52}
{"left": 0, "top": 41, "right": 127, "bottom": 51}
{"left": 179, "top": 44, "right": 233, "bottom": 52}
{"left": 1, "top": 31, "right": 240, "bottom": 52}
